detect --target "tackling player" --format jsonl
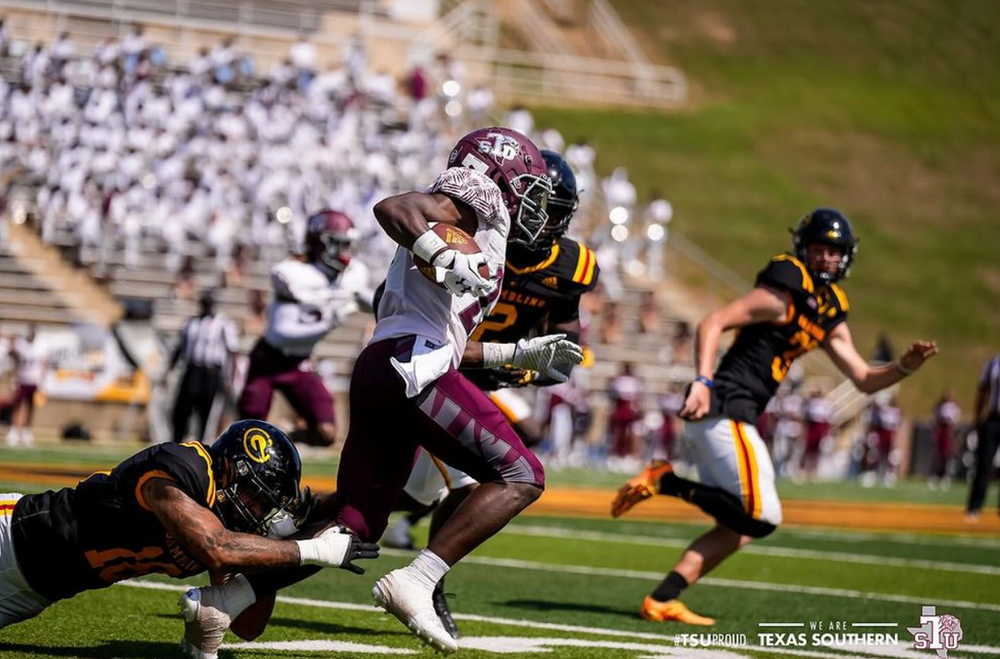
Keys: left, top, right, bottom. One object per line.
{"left": 391, "top": 149, "right": 599, "bottom": 639}
{"left": 238, "top": 209, "right": 371, "bottom": 446}
{"left": 179, "top": 127, "right": 581, "bottom": 655}
{"left": 0, "top": 419, "right": 377, "bottom": 634}
{"left": 611, "top": 208, "right": 938, "bottom": 625}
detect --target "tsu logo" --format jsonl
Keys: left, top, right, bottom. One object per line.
{"left": 478, "top": 132, "right": 520, "bottom": 162}
{"left": 907, "top": 605, "right": 963, "bottom": 658}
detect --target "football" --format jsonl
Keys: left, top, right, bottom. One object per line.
{"left": 413, "top": 223, "right": 491, "bottom": 285}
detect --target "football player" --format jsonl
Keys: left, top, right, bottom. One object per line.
{"left": 0, "top": 419, "right": 378, "bottom": 636}
{"left": 179, "top": 128, "right": 582, "bottom": 655}
{"left": 388, "top": 149, "right": 599, "bottom": 639}
{"left": 238, "top": 210, "right": 371, "bottom": 447}
{"left": 611, "top": 208, "right": 938, "bottom": 625}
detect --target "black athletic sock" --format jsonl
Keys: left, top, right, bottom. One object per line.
{"left": 658, "top": 475, "right": 744, "bottom": 519}
{"left": 247, "top": 565, "right": 321, "bottom": 598}
{"left": 656, "top": 471, "right": 693, "bottom": 498}
{"left": 651, "top": 571, "right": 688, "bottom": 602}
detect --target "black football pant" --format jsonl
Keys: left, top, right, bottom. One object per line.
{"left": 967, "top": 416, "right": 1000, "bottom": 514}
{"left": 172, "top": 365, "right": 222, "bottom": 444}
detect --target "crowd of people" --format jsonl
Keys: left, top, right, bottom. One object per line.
{"left": 0, "top": 26, "right": 989, "bottom": 500}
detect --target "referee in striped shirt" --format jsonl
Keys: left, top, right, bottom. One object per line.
{"left": 163, "top": 291, "right": 238, "bottom": 444}
{"left": 968, "top": 352, "right": 1000, "bottom": 521}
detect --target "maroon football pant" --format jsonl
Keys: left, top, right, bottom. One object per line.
{"left": 238, "top": 340, "right": 335, "bottom": 426}
{"left": 333, "top": 337, "right": 545, "bottom": 542}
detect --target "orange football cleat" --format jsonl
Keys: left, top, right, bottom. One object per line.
{"left": 610, "top": 460, "right": 674, "bottom": 518}
{"left": 640, "top": 597, "right": 715, "bottom": 626}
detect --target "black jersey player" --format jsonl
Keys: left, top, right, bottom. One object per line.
{"left": 611, "top": 208, "right": 937, "bottom": 625}
{"left": 0, "top": 420, "right": 376, "bottom": 638}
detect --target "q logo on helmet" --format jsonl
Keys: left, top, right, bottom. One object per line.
{"left": 243, "top": 427, "right": 272, "bottom": 464}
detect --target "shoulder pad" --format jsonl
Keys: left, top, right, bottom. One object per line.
{"left": 757, "top": 254, "right": 814, "bottom": 295}
{"left": 134, "top": 442, "right": 216, "bottom": 511}
{"left": 272, "top": 260, "right": 327, "bottom": 304}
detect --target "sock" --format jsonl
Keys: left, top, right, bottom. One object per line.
{"left": 651, "top": 571, "right": 688, "bottom": 602}
{"left": 656, "top": 470, "right": 694, "bottom": 498}
{"left": 219, "top": 574, "right": 257, "bottom": 618}
{"left": 410, "top": 549, "right": 450, "bottom": 589}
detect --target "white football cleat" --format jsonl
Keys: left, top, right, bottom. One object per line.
{"left": 373, "top": 568, "right": 458, "bottom": 654}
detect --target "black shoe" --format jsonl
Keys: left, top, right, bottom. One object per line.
{"left": 432, "top": 580, "right": 461, "bottom": 639}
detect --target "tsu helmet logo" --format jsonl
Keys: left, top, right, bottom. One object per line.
{"left": 478, "top": 132, "right": 521, "bottom": 163}
{"left": 908, "top": 606, "right": 963, "bottom": 658}
{"left": 243, "top": 427, "right": 272, "bottom": 463}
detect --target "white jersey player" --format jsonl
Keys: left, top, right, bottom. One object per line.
{"left": 330, "top": 127, "right": 581, "bottom": 653}
{"left": 238, "top": 210, "right": 369, "bottom": 447}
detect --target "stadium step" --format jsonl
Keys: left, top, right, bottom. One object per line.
{"left": 6, "top": 221, "right": 123, "bottom": 326}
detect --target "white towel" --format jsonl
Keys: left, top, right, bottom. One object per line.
{"left": 390, "top": 336, "right": 453, "bottom": 398}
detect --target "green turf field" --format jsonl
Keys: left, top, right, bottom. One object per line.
{"left": 0, "top": 443, "right": 974, "bottom": 506}
{"left": 532, "top": 0, "right": 1000, "bottom": 416}
{"left": 0, "top": 511, "right": 996, "bottom": 658}
{"left": 1, "top": 445, "right": 996, "bottom": 658}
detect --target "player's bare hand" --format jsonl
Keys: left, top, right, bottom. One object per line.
{"left": 899, "top": 340, "right": 938, "bottom": 373}
{"left": 679, "top": 381, "right": 711, "bottom": 420}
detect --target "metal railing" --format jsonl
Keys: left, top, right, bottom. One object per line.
{"left": 11, "top": 0, "right": 379, "bottom": 32}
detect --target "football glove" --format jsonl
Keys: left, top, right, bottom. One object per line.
{"left": 296, "top": 526, "right": 380, "bottom": 574}
{"left": 483, "top": 334, "right": 584, "bottom": 384}
{"left": 435, "top": 250, "right": 495, "bottom": 298}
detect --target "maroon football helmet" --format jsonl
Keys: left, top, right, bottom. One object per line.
{"left": 447, "top": 127, "right": 552, "bottom": 245}
{"left": 305, "top": 209, "right": 359, "bottom": 274}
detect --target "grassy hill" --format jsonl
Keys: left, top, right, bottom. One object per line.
{"left": 531, "top": 0, "right": 1000, "bottom": 416}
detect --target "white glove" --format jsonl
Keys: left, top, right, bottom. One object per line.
{"left": 435, "top": 250, "right": 495, "bottom": 298}
{"left": 295, "top": 527, "right": 380, "bottom": 573}
{"left": 482, "top": 334, "right": 584, "bottom": 383}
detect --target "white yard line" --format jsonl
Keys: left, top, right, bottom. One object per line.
{"left": 122, "top": 580, "right": 996, "bottom": 659}
{"left": 523, "top": 518, "right": 1000, "bottom": 551}
{"left": 378, "top": 552, "right": 1000, "bottom": 613}
{"left": 504, "top": 524, "right": 1000, "bottom": 576}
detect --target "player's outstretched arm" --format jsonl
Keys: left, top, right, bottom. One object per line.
{"left": 680, "top": 286, "right": 790, "bottom": 420}
{"left": 464, "top": 334, "right": 585, "bottom": 384}
{"left": 142, "top": 478, "right": 378, "bottom": 574}
{"left": 824, "top": 323, "right": 938, "bottom": 394}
